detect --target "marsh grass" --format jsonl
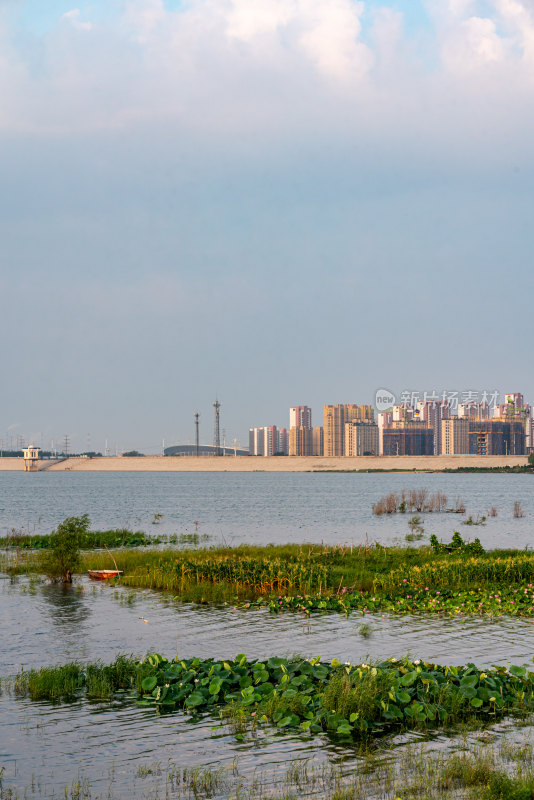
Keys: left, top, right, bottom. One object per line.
{"left": 322, "top": 670, "right": 394, "bottom": 731}
{"left": 10, "top": 655, "right": 137, "bottom": 702}
{"left": 13, "top": 663, "right": 84, "bottom": 701}
{"left": 7, "top": 540, "right": 534, "bottom": 614}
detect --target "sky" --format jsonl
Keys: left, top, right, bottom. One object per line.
{"left": 1, "top": 0, "right": 533, "bottom": 453}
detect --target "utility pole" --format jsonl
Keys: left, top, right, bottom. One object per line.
{"left": 63, "top": 435, "right": 70, "bottom": 457}
{"left": 213, "top": 399, "right": 221, "bottom": 456}
{"left": 194, "top": 413, "right": 200, "bottom": 457}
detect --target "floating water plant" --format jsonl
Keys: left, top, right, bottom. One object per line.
{"left": 264, "top": 582, "right": 534, "bottom": 618}
{"left": 10, "top": 654, "right": 534, "bottom": 742}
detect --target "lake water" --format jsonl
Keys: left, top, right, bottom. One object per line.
{"left": 0, "top": 471, "right": 533, "bottom": 548}
{"left": 1, "top": 471, "right": 534, "bottom": 798}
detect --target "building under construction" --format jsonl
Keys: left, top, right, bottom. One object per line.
{"left": 468, "top": 420, "right": 525, "bottom": 455}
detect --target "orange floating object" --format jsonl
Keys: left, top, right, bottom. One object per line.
{"left": 88, "top": 569, "right": 123, "bottom": 580}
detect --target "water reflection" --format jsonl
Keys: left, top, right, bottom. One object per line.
{"left": 40, "top": 583, "right": 91, "bottom": 629}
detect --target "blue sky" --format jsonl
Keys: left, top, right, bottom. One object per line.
{"left": 1, "top": 0, "right": 533, "bottom": 452}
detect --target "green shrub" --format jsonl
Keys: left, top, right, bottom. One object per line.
{"left": 42, "top": 514, "right": 90, "bottom": 582}
{"left": 430, "top": 531, "right": 485, "bottom": 556}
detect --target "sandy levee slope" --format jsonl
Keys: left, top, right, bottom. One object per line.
{"left": 31, "top": 455, "right": 530, "bottom": 472}
{"left": 0, "top": 458, "right": 25, "bottom": 470}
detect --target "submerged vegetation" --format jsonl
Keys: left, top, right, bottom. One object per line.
{"left": 372, "top": 489, "right": 450, "bottom": 515}
{"left": 8, "top": 653, "right": 534, "bottom": 745}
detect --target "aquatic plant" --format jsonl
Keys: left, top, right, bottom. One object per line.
{"left": 429, "top": 531, "right": 485, "bottom": 556}
{"left": 462, "top": 514, "right": 487, "bottom": 526}
{"left": 13, "top": 662, "right": 85, "bottom": 701}
{"left": 11, "top": 655, "right": 137, "bottom": 701}
{"left": 120, "top": 553, "right": 330, "bottom": 595}
{"left": 373, "top": 490, "right": 448, "bottom": 516}
{"left": 13, "top": 653, "right": 534, "bottom": 742}
{"left": 1, "top": 528, "right": 164, "bottom": 550}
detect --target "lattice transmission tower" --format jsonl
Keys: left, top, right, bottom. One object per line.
{"left": 194, "top": 412, "right": 200, "bottom": 457}
{"left": 213, "top": 399, "right": 221, "bottom": 456}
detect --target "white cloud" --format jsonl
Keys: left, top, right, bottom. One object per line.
{"left": 61, "top": 9, "right": 93, "bottom": 31}
{"left": 441, "top": 16, "right": 505, "bottom": 71}
{"left": 0, "top": 0, "right": 532, "bottom": 165}
{"left": 226, "top": 0, "right": 293, "bottom": 39}
{"left": 492, "top": 0, "right": 534, "bottom": 63}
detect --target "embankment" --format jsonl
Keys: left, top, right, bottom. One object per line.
{"left": 0, "top": 455, "right": 528, "bottom": 472}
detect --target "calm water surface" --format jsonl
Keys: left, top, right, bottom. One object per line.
{"left": 0, "top": 471, "right": 533, "bottom": 547}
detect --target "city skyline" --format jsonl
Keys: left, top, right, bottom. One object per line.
{"left": 5, "top": 387, "right": 532, "bottom": 455}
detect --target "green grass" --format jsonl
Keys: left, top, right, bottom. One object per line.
{"left": 12, "top": 662, "right": 84, "bottom": 701}
{"left": 10, "top": 655, "right": 137, "bottom": 701}
{"left": 5, "top": 540, "right": 534, "bottom": 616}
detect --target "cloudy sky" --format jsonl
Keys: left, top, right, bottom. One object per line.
{"left": 1, "top": 0, "right": 533, "bottom": 453}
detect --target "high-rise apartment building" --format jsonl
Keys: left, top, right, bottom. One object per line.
{"left": 458, "top": 402, "right": 490, "bottom": 420}
{"left": 249, "top": 427, "right": 265, "bottom": 456}
{"left": 323, "top": 405, "right": 346, "bottom": 457}
{"left": 264, "top": 426, "right": 278, "bottom": 457}
{"left": 277, "top": 428, "right": 289, "bottom": 455}
{"left": 289, "top": 406, "right": 312, "bottom": 429}
{"left": 289, "top": 426, "right": 313, "bottom": 456}
{"left": 417, "top": 400, "right": 450, "bottom": 455}
{"left": 382, "top": 427, "right": 434, "bottom": 456}
{"left": 249, "top": 426, "right": 288, "bottom": 456}
{"left": 323, "top": 405, "right": 374, "bottom": 456}
{"left": 376, "top": 412, "right": 392, "bottom": 456}
{"left": 526, "top": 416, "right": 534, "bottom": 453}
{"left": 441, "top": 417, "right": 469, "bottom": 454}
{"left": 468, "top": 420, "right": 525, "bottom": 455}
{"left": 313, "top": 426, "right": 324, "bottom": 456}
{"left": 345, "top": 421, "right": 379, "bottom": 456}
{"left": 392, "top": 404, "right": 414, "bottom": 423}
